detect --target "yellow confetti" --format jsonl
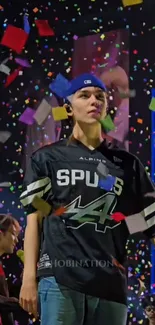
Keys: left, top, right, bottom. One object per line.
{"left": 32, "top": 196, "right": 51, "bottom": 216}
{"left": 122, "top": 0, "right": 143, "bottom": 7}
{"left": 52, "top": 106, "right": 68, "bottom": 121}
{"left": 149, "top": 98, "right": 155, "bottom": 111}
{"left": 16, "top": 249, "right": 24, "bottom": 263}
{"left": 100, "top": 34, "right": 105, "bottom": 40}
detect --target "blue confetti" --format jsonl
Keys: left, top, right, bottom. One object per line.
{"left": 98, "top": 175, "right": 116, "bottom": 191}
{"left": 49, "top": 73, "right": 71, "bottom": 98}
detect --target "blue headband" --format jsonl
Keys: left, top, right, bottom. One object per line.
{"left": 63, "top": 73, "right": 106, "bottom": 99}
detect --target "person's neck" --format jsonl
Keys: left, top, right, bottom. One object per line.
{"left": 149, "top": 320, "right": 155, "bottom": 325}
{"left": 0, "top": 250, "right": 4, "bottom": 257}
{"left": 73, "top": 122, "right": 103, "bottom": 150}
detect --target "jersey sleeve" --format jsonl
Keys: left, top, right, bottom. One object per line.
{"left": 135, "top": 158, "right": 155, "bottom": 239}
{"left": 19, "top": 153, "right": 53, "bottom": 215}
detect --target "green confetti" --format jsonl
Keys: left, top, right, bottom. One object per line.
{"left": 99, "top": 115, "right": 115, "bottom": 132}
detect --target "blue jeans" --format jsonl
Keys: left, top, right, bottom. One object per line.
{"left": 38, "top": 276, "right": 127, "bottom": 325}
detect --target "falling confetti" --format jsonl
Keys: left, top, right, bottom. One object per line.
{"left": 0, "top": 2, "right": 153, "bottom": 325}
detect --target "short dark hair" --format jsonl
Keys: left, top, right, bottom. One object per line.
{"left": 142, "top": 295, "right": 155, "bottom": 309}
{"left": 0, "top": 214, "right": 20, "bottom": 233}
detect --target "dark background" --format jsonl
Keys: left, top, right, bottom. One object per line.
{"left": 0, "top": 0, "right": 155, "bottom": 323}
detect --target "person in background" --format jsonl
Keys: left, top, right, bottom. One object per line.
{"left": 0, "top": 213, "right": 24, "bottom": 325}
{"left": 100, "top": 65, "right": 129, "bottom": 151}
{"left": 142, "top": 295, "right": 155, "bottom": 325}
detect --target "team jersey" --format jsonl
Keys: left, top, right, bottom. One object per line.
{"left": 20, "top": 139, "right": 155, "bottom": 305}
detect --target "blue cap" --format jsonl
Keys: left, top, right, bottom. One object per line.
{"left": 63, "top": 73, "right": 106, "bottom": 99}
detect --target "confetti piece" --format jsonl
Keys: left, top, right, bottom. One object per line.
{"left": 56, "top": 126, "right": 62, "bottom": 142}
{"left": 1, "top": 57, "right": 10, "bottom": 65}
{"left": 23, "top": 15, "right": 30, "bottom": 34}
{"left": 4, "top": 67, "right": 22, "bottom": 87}
{"left": 137, "top": 279, "right": 146, "bottom": 296}
{"left": 54, "top": 206, "right": 66, "bottom": 216}
{"left": 32, "top": 196, "right": 51, "bottom": 216}
{"left": 0, "top": 131, "right": 11, "bottom": 143}
{"left": 1, "top": 25, "right": 29, "bottom": 54}
{"left": 49, "top": 73, "right": 71, "bottom": 98}
{"left": 98, "top": 175, "right": 116, "bottom": 191}
{"left": 33, "top": 99, "right": 52, "bottom": 125}
{"left": 99, "top": 115, "right": 115, "bottom": 132}
{"left": 52, "top": 106, "right": 68, "bottom": 121}
{"left": 0, "top": 265, "right": 5, "bottom": 276}
{"left": 119, "top": 89, "right": 136, "bottom": 98}
{"left": 122, "top": 0, "right": 143, "bottom": 6}
{"left": 137, "top": 118, "right": 143, "bottom": 124}
{"left": 96, "top": 162, "right": 109, "bottom": 178}
{"left": 111, "top": 212, "right": 126, "bottom": 222}
{"left": 35, "top": 20, "right": 55, "bottom": 36}
{"left": 16, "top": 249, "right": 24, "bottom": 263}
{"left": 0, "top": 63, "right": 10, "bottom": 75}
{"left": 33, "top": 7, "right": 38, "bottom": 13}
{"left": 125, "top": 213, "right": 148, "bottom": 234}
{"left": 0, "top": 182, "right": 11, "bottom": 187}
{"left": 19, "top": 107, "right": 35, "bottom": 125}
{"left": 15, "top": 58, "right": 31, "bottom": 68}
{"left": 112, "top": 258, "right": 125, "bottom": 272}
{"left": 152, "top": 88, "right": 155, "bottom": 98}
{"left": 149, "top": 97, "right": 155, "bottom": 111}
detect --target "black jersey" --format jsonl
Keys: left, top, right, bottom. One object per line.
{"left": 20, "top": 139, "right": 155, "bottom": 305}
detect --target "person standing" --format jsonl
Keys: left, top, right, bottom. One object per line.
{"left": 19, "top": 73, "right": 155, "bottom": 325}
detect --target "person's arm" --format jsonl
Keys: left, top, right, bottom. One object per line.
{"left": 0, "top": 295, "right": 19, "bottom": 312}
{"left": 22, "top": 211, "right": 42, "bottom": 283}
{"left": 19, "top": 150, "right": 53, "bottom": 318}
{"left": 135, "top": 157, "right": 155, "bottom": 240}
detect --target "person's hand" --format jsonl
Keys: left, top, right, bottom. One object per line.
{"left": 19, "top": 279, "right": 38, "bottom": 319}
{"left": 10, "top": 297, "right": 19, "bottom": 303}
{"left": 138, "top": 278, "right": 146, "bottom": 296}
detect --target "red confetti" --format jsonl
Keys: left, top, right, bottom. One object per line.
{"left": 35, "top": 20, "right": 55, "bottom": 36}
{"left": 1, "top": 25, "right": 28, "bottom": 54}
{"left": 54, "top": 206, "right": 66, "bottom": 216}
{"left": 112, "top": 258, "right": 125, "bottom": 272}
{"left": 111, "top": 212, "right": 126, "bottom": 222}
{"left": 0, "top": 264, "right": 5, "bottom": 276}
{"left": 4, "top": 67, "right": 22, "bottom": 88}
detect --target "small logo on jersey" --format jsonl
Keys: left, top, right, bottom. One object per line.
{"left": 84, "top": 80, "right": 92, "bottom": 85}
{"left": 113, "top": 157, "right": 122, "bottom": 163}
{"left": 64, "top": 193, "right": 121, "bottom": 234}
{"left": 79, "top": 157, "right": 106, "bottom": 163}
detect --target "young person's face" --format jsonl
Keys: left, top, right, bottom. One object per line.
{"left": 0, "top": 225, "right": 18, "bottom": 254}
{"left": 70, "top": 87, "right": 107, "bottom": 125}
{"left": 145, "top": 305, "right": 155, "bottom": 321}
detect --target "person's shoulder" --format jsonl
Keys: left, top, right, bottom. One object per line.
{"left": 31, "top": 139, "right": 68, "bottom": 161}
{"left": 112, "top": 147, "right": 139, "bottom": 162}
